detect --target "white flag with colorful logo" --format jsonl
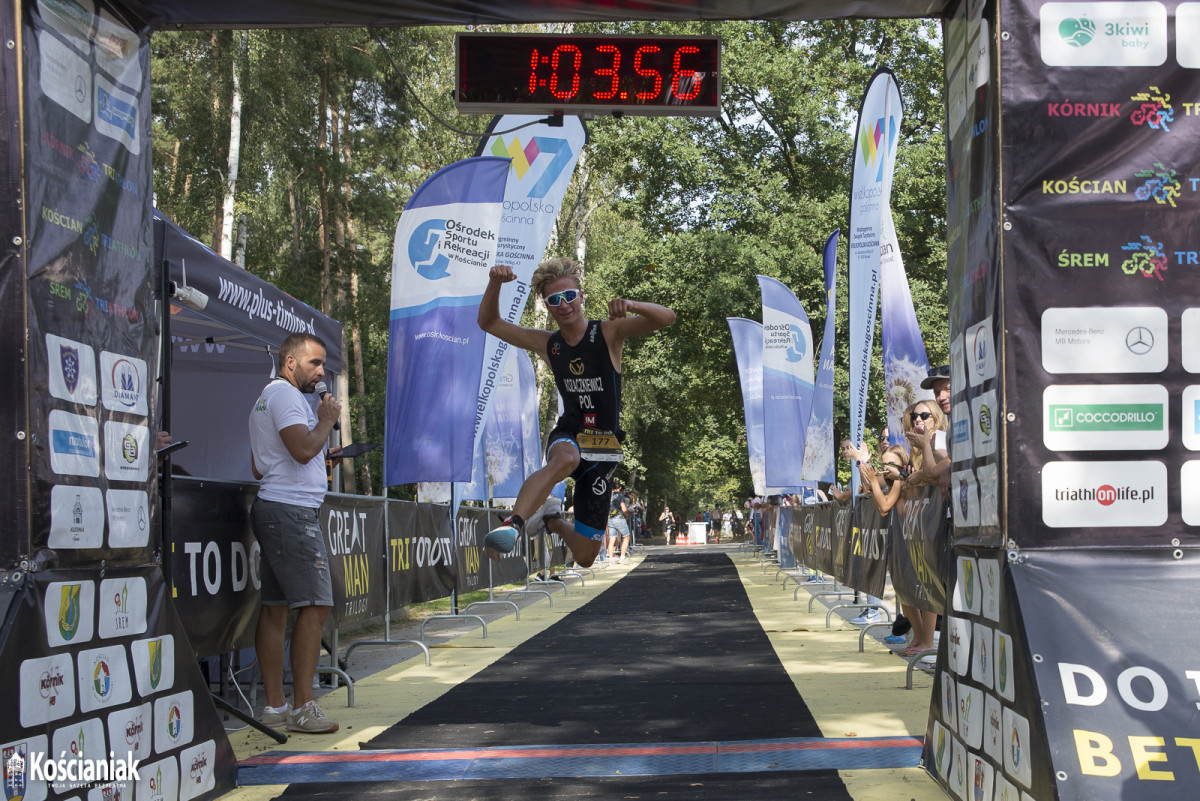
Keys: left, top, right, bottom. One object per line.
{"left": 848, "top": 67, "right": 903, "bottom": 487}
{"left": 467, "top": 115, "right": 587, "bottom": 479}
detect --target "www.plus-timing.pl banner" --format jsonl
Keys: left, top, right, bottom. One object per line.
{"left": 848, "top": 68, "right": 903, "bottom": 474}
{"left": 384, "top": 157, "right": 510, "bottom": 485}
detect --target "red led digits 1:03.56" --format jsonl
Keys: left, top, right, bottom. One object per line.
{"left": 457, "top": 33, "right": 720, "bottom": 117}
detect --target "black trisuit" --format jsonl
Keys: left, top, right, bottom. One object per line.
{"left": 545, "top": 320, "right": 623, "bottom": 540}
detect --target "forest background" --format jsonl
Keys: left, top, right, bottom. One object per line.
{"left": 150, "top": 18, "right": 948, "bottom": 519}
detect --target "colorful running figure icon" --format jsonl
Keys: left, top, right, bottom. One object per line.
{"left": 476, "top": 258, "right": 675, "bottom": 565}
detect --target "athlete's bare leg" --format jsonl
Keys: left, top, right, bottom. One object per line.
{"left": 547, "top": 516, "right": 602, "bottom": 568}
{"left": 485, "top": 441, "right": 579, "bottom": 561}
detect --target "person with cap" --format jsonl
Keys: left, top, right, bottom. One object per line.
{"left": 916, "top": 362, "right": 955, "bottom": 489}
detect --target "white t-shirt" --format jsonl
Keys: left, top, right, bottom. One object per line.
{"left": 249, "top": 379, "right": 327, "bottom": 508}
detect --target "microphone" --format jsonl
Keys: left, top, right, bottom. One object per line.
{"left": 315, "top": 382, "right": 340, "bottom": 430}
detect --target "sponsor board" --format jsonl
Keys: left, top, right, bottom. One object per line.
{"left": 957, "top": 681, "right": 985, "bottom": 748}
{"left": 1041, "top": 460, "right": 1166, "bottom": 527}
{"left": 94, "top": 73, "right": 140, "bottom": 155}
{"left": 948, "top": 615, "right": 972, "bottom": 676}
{"left": 952, "top": 400, "right": 973, "bottom": 462}
{"left": 983, "top": 693, "right": 1004, "bottom": 763}
{"left": 1182, "top": 308, "right": 1200, "bottom": 373}
{"left": 1001, "top": 706, "right": 1033, "bottom": 788}
{"left": 1043, "top": 383, "right": 1168, "bottom": 450}
{"left": 106, "top": 489, "right": 150, "bottom": 548}
{"left": 95, "top": 9, "right": 142, "bottom": 89}
{"left": 971, "top": 389, "right": 998, "bottom": 458}
{"left": 980, "top": 557, "right": 1001, "bottom": 622}
{"left": 37, "top": 29, "right": 92, "bottom": 123}
{"left": 50, "top": 485, "right": 105, "bottom": 549}
{"left": 1181, "top": 462, "right": 1200, "bottom": 524}
{"left": 994, "top": 629, "right": 1016, "bottom": 702}
{"left": 130, "top": 634, "right": 175, "bottom": 697}
{"left": 49, "top": 410, "right": 100, "bottom": 478}
{"left": 977, "top": 461, "right": 999, "bottom": 526}
{"left": 77, "top": 645, "right": 133, "bottom": 713}
{"left": 2, "top": 733, "right": 50, "bottom": 801}
{"left": 1180, "top": 3, "right": 1200, "bottom": 67}
{"left": 1040, "top": 1, "right": 1167, "bottom": 67}
{"left": 44, "top": 580, "right": 96, "bottom": 648}
{"left": 48, "top": 717, "right": 107, "bottom": 794}
{"left": 38, "top": 0, "right": 96, "bottom": 53}
{"left": 953, "top": 556, "right": 982, "bottom": 616}
{"left": 950, "top": 333, "right": 966, "bottom": 399}
{"left": 178, "top": 739, "right": 216, "bottom": 801}
{"left": 966, "top": 316, "right": 997, "bottom": 388}
{"left": 134, "top": 757, "right": 179, "bottom": 801}
{"left": 951, "top": 469, "right": 980, "bottom": 527}
{"left": 971, "top": 621, "right": 995, "bottom": 690}
{"left": 102, "top": 421, "right": 148, "bottom": 482}
{"left": 1041, "top": 306, "right": 1167, "bottom": 374}
{"left": 20, "top": 653, "right": 77, "bottom": 727}
{"left": 47, "top": 333, "right": 97, "bottom": 406}
{"left": 153, "top": 691, "right": 194, "bottom": 754}
{"left": 99, "top": 351, "right": 147, "bottom": 415}
{"left": 106, "top": 701, "right": 153, "bottom": 761}
{"left": 98, "top": 577, "right": 148, "bottom": 639}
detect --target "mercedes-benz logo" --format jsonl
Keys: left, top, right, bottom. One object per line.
{"left": 1126, "top": 326, "right": 1154, "bottom": 355}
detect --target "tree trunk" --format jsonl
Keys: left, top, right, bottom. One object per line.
{"left": 219, "top": 30, "right": 246, "bottom": 261}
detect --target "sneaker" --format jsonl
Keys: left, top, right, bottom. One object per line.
{"left": 286, "top": 700, "right": 339, "bottom": 734}
{"left": 619, "top": 557, "right": 629, "bottom": 564}
{"left": 806, "top": 574, "right": 824, "bottom": 582}
{"left": 849, "top": 609, "right": 881, "bottom": 625}
{"left": 261, "top": 703, "right": 290, "bottom": 726}
{"left": 483, "top": 522, "right": 520, "bottom": 554}
{"left": 883, "top": 634, "right": 908, "bottom": 645}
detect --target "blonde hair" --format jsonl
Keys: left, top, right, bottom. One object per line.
{"left": 531, "top": 257, "right": 583, "bottom": 300}
{"left": 882, "top": 444, "right": 911, "bottom": 466}
{"left": 901, "top": 400, "right": 947, "bottom": 469}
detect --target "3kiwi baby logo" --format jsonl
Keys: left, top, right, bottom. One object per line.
{"left": 1040, "top": 3, "right": 1168, "bottom": 67}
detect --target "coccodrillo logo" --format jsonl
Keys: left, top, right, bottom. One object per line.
{"left": 1040, "top": 2, "right": 1167, "bottom": 67}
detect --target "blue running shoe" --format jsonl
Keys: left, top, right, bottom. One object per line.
{"left": 483, "top": 524, "right": 519, "bottom": 554}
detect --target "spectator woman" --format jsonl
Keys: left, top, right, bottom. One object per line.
{"left": 903, "top": 400, "right": 948, "bottom": 487}
{"left": 859, "top": 445, "right": 937, "bottom": 655}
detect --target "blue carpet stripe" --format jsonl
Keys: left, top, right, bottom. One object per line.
{"left": 238, "top": 736, "right": 923, "bottom": 784}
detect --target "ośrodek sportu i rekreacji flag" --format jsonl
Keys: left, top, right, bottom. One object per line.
{"left": 758, "top": 275, "right": 816, "bottom": 493}
{"left": 802, "top": 229, "right": 839, "bottom": 483}
{"left": 384, "top": 156, "right": 510, "bottom": 485}
{"left": 728, "top": 317, "right": 767, "bottom": 496}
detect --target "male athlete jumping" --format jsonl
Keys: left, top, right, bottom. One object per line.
{"left": 477, "top": 258, "right": 675, "bottom": 566}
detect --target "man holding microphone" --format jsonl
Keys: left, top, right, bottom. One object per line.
{"left": 248, "top": 332, "right": 341, "bottom": 734}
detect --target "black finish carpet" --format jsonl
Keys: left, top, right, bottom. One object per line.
{"left": 277, "top": 551, "right": 853, "bottom": 800}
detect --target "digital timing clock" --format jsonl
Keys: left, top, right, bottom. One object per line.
{"left": 455, "top": 32, "right": 721, "bottom": 117}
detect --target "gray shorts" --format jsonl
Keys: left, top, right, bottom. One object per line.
{"left": 607, "top": 515, "right": 630, "bottom": 539}
{"left": 251, "top": 498, "right": 333, "bottom": 609}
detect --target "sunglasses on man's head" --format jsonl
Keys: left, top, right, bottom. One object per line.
{"left": 927, "top": 364, "right": 951, "bottom": 379}
{"left": 910, "top": 411, "right": 933, "bottom": 423}
{"left": 544, "top": 289, "right": 581, "bottom": 307}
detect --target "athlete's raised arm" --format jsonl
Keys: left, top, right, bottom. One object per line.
{"left": 478, "top": 264, "right": 551, "bottom": 359}
{"left": 600, "top": 298, "right": 675, "bottom": 372}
